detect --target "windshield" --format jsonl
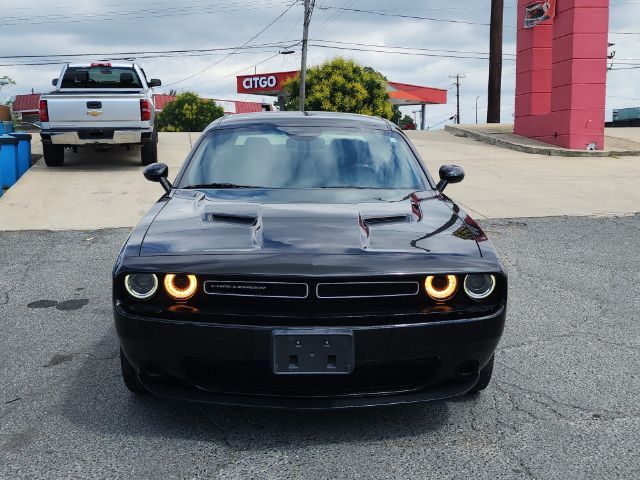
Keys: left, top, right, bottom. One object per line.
{"left": 180, "top": 126, "right": 428, "bottom": 190}
{"left": 60, "top": 66, "right": 143, "bottom": 89}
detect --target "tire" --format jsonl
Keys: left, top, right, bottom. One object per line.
{"left": 141, "top": 134, "right": 158, "bottom": 166}
{"left": 120, "top": 348, "right": 147, "bottom": 395}
{"left": 467, "top": 355, "right": 494, "bottom": 394}
{"left": 43, "top": 144, "right": 65, "bottom": 167}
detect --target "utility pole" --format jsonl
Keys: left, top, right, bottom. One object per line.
{"left": 299, "top": 0, "right": 315, "bottom": 111}
{"left": 487, "top": 0, "right": 503, "bottom": 123}
{"left": 449, "top": 74, "right": 465, "bottom": 124}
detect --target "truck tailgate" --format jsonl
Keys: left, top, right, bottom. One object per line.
{"left": 45, "top": 94, "right": 145, "bottom": 129}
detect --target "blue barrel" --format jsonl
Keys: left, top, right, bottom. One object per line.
{"left": 0, "top": 134, "right": 19, "bottom": 188}
{"left": 0, "top": 144, "right": 3, "bottom": 197}
{"left": 0, "top": 121, "right": 14, "bottom": 135}
{"left": 10, "top": 132, "right": 32, "bottom": 178}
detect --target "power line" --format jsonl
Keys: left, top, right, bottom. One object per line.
{"left": 311, "top": 39, "right": 516, "bottom": 58}
{"left": 0, "top": 39, "right": 516, "bottom": 62}
{"left": 307, "top": 44, "right": 517, "bottom": 61}
{"left": 0, "top": 42, "right": 298, "bottom": 61}
{"left": 163, "top": 0, "right": 299, "bottom": 88}
{"left": 0, "top": 42, "right": 521, "bottom": 68}
{"left": 0, "top": 0, "right": 293, "bottom": 27}
{"left": 426, "top": 115, "right": 456, "bottom": 130}
{"left": 318, "top": 6, "right": 491, "bottom": 26}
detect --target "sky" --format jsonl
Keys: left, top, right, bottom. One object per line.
{"left": 1, "top": 0, "right": 639, "bottom": 127}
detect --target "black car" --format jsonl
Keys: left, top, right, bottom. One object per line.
{"left": 113, "top": 112, "right": 507, "bottom": 409}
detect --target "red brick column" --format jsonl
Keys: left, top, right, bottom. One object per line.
{"left": 514, "top": 0, "right": 609, "bottom": 150}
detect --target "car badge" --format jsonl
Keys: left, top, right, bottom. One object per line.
{"left": 87, "top": 110, "right": 102, "bottom": 117}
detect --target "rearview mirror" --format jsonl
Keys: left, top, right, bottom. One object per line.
{"left": 143, "top": 163, "right": 172, "bottom": 193}
{"left": 437, "top": 164, "right": 465, "bottom": 192}
{"left": 148, "top": 79, "right": 162, "bottom": 87}
{"left": 52, "top": 78, "right": 58, "bottom": 86}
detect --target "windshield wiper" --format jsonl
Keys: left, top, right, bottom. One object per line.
{"left": 182, "top": 183, "right": 261, "bottom": 189}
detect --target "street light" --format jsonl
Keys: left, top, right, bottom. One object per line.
{"left": 475, "top": 96, "right": 481, "bottom": 124}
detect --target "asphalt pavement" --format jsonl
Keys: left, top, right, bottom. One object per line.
{"left": 1, "top": 214, "right": 639, "bottom": 479}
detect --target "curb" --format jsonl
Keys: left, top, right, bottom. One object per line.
{"left": 444, "top": 125, "right": 640, "bottom": 157}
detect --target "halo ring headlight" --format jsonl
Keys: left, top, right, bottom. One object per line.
{"left": 164, "top": 274, "right": 198, "bottom": 300}
{"left": 424, "top": 275, "right": 458, "bottom": 301}
{"left": 463, "top": 274, "right": 496, "bottom": 300}
{"left": 124, "top": 273, "right": 158, "bottom": 300}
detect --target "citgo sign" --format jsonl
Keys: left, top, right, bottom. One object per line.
{"left": 242, "top": 76, "right": 277, "bottom": 90}
{"left": 236, "top": 71, "right": 299, "bottom": 95}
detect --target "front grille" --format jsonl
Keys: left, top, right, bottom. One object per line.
{"left": 316, "top": 281, "right": 419, "bottom": 299}
{"left": 204, "top": 280, "right": 308, "bottom": 299}
{"left": 182, "top": 357, "right": 439, "bottom": 398}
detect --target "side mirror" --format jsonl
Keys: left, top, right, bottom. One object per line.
{"left": 52, "top": 78, "right": 58, "bottom": 86}
{"left": 148, "top": 79, "right": 162, "bottom": 87}
{"left": 437, "top": 164, "right": 465, "bottom": 192}
{"left": 144, "top": 163, "right": 172, "bottom": 193}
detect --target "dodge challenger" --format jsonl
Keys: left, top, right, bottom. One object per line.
{"left": 113, "top": 112, "right": 507, "bottom": 409}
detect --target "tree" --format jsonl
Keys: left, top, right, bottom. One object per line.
{"left": 157, "top": 92, "right": 224, "bottom": 132}
{"left": 282, "top": 57, "right": 393, "bottom": 119}
{"left": 399, "top": 115, "right": 415, "bottom": 129}
{"left": 0, "top": 76, "right": 15, "bottom": 91}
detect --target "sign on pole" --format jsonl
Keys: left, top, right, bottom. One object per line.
{"left": 524, "top": 0, "right": 556, "bottom": 28}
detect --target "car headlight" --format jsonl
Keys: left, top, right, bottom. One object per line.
{"left": 464, "top": 274, "right": 496, "bottom": 300}
{"left": 424, "top": 275, "right": 458, "bottom": 301}
{"left": 124, "top": 273, "right": 158, "bottom": 300}
{"left": 164, "top": 274, "right": 198, "bottom": 300}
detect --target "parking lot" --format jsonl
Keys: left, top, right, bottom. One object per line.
{"left": 1, "top": 132, "right": 640, "bottom": 479}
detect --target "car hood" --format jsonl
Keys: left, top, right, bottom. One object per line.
{"left": 139, "top": 189, "right": 482, "bottom": 258}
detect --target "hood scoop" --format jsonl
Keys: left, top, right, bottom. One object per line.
{"left": 205, "top": 212, "right": 259, "bottom": 226}
{"left": 198, "top": 203, "right": 263, "bottom": 251}
{"left": 363, "top": 214, "right": 412, "bottom": 227}
{"left": 357, "top": 201, "right": 423, "bottom": 252}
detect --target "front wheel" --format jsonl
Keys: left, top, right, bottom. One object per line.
{"left": 141, "top": 136, "right": 158, "bottom": 166}
{"left": 467, "top": 355, "right": 494, "bottom": 394}
{"left": 120, "top": 348, "right": 147, "bottom": 395}
{"left": 43, "top": 144, "right": 65, "bottom": 167}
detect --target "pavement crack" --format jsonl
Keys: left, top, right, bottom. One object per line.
{"left": 200, "top": 408, "right": 236, "bottom": 450}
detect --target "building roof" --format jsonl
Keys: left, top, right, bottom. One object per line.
{"left": 153, "top": 93, "right": 176, "bottom": 112}
{"left": 12, "top": 93, "right": 41, "bottom": 113}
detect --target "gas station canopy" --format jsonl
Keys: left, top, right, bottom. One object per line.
{"left": 236, "top": 71, "right": 447, "bottom": 129}
{"left": 237, "top": 71, "right": 447, "bottom": 106}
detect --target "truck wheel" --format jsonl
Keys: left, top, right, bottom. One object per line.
{"left": 467, "top": 355, "right": 494, "bottom": 394}
{"left": 120, "top": 348, "right": 147, "bottom": 395}
{"left": 43, "top": 144, "right": 65, "bottom": 167}
{"left": 141, "top": 137, "right": 158, "bottom": 166}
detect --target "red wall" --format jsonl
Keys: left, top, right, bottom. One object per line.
{"left": 514, "top": 0, "right": 609, "bottom": 150}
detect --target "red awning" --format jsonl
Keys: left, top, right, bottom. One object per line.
{"left": 386, "top": 82, "right": 447, "bottom": 106}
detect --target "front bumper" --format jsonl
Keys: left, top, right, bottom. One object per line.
{"left": 41, "top": 128, "right": 153, "bottom": 146}
{"left": 115, "top": 304, "right": 506, "bottom": 409}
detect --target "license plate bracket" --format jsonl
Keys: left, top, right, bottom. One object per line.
{"left": 272, "top": 329, "right": 354, "bottom": 375}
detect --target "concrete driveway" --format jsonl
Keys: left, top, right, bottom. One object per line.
{"left": 1, "top": 129, "right": 640, "bottom": 230}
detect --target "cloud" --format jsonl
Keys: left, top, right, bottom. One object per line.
{"left": 1, "top": 0, "right": 638, "bottom": 123}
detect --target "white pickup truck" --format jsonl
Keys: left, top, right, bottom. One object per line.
{"left": 39, "top": 62, "right": 161, "bottom": 167}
